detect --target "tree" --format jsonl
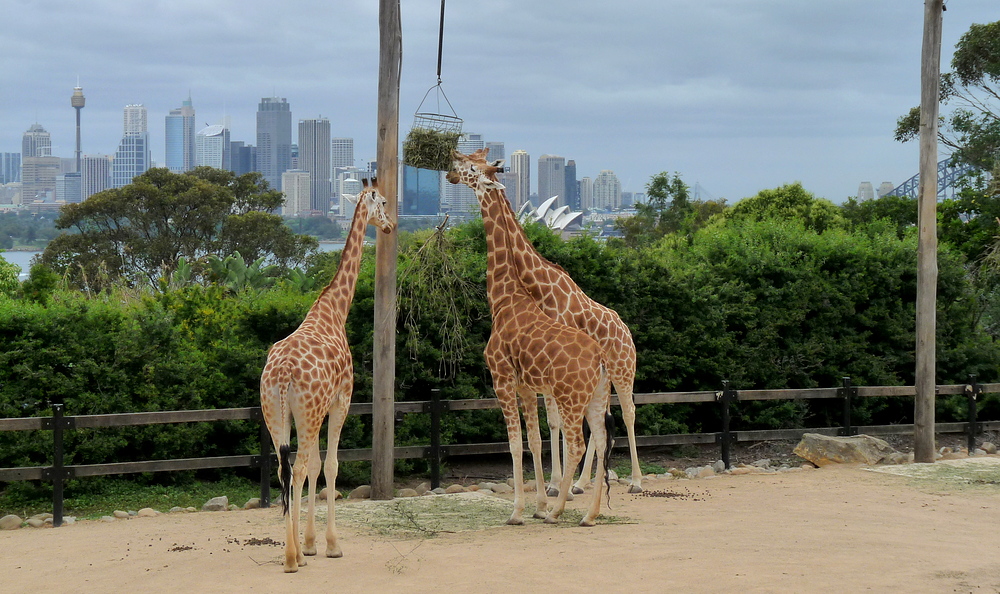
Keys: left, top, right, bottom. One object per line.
{"left": 616, "top": 171, "right": 725, "bottom": 247}
{"left": 41, "top": 167, "right": 318, "bottom": 290}
{"left": 722, "top": 183, "right": 845, "bottom": 233}
{"left": 0, "top": 253, "right": 19, "bottom": 298}
{"left": 895, "top": 19, "right": 1000, "bottom": 172}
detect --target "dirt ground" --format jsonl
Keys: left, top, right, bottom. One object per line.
{"left": 5, "top": 454, "right": 1000, "bottom": 593}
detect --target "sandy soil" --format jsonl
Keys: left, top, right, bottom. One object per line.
{"left": 5, "top": 461, "right": 1000, "bottom": 593}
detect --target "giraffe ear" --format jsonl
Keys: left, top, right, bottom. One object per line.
{"left": 484, "top": 179, "right": 506, "bottom": 191}
{"left": 491, "top": 159, "right": 505, "bottom": 169}
{"left": 342, "top": 193, "right": 359, "bottom": 204}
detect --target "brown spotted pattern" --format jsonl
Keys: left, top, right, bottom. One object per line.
{"left": 449, "top": 149, "right": 643, "bottom": 495}
{"left": 447, "top": 155, "right": 611, "bottom": 527}
{"left": 259, "top": 179, "right": 394, "bottom": 572}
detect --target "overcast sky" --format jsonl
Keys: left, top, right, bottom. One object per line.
{"left": 2, "top": 1, "right": 996, "bottom": 203}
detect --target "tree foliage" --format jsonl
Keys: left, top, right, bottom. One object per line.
{"left": 41, "top": 167, "right": 317, "bottom": 290}
{"left": 721, "top": 183, "right": 845, "bottom": 233}
{"left": 615, "top": 171, "right": 725, "bottom": 247}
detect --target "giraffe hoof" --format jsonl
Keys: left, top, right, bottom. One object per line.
{"left": 303, "top": 547, "right": 317, "bottom": 557}
{"left": 283, "top": 564, "right": 299, "bottom": 573}
{"left": 571, "top": 486, "right": 585, "bottom": 495}
{"left": 627, "top": 484, "right": 644, "bottom": 494}
{"left": 546, "top": 487, "right": 559, "bottom": 497}
{"left": 326, "top": 547, "right": 343, "bottom": 559}
{"left": 506, "top": 517, "right": 525, "bottom": 526}
{"left": 532, "top": 510, "right": 547, "bottom": 520}
{"left": 543, "top": 515, "right": 559, "bottom": 525}
{"left": 579, "top": 517, "right": 596, "bottom": 527}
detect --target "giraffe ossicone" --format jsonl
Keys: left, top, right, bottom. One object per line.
{"left": 259, "top": 177, "right": 394, "bottom": 573}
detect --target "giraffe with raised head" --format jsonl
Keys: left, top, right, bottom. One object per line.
{"left": 452, "top": 148, "right": 643, "bottom": 495}
{"left": 259, "top": 178, "right": 394, "bottom": 573}
{"left": 446, "top": 154, "right": 614, "bottom": 526}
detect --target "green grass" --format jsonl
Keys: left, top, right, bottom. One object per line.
{"left": 0, "top": 475, "right": 263, "bottom": 520}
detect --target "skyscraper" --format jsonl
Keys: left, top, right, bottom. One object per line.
{"left": 71, "top": 86, "right": 85, "bottom": 174}
{"left": 111, "top": 104, "right": 151, "bottom": 188}
{"left": 592, "top": 170, "right": 622, "bottom": 210}
{"left": 564, "top": 159, "right": 579, "bottom": 211}
{"left": 81, "top": 154, "right": 111, "bottom": 200}
{"left": 537, "top": 154, "right": 566, "bottom": 207}
{"left": 509, "top": 150, "right": 530, "bottom": 211}
{"left": 484, "top": 141, "right": 505, "bottom": 162}
{"left": 0, "top": 153, "right": 20, "bottom": 184}
{"left": 579, "top": 176, "right": 593, "bottom": 211}
{"left": 196, "top": 124, "right": 230, "bottom": 170}
{"left": 21, "top": 156, "right": 60, "bottom": 202}
{"left": 165, "top": 96, "right": 196, "bottom": 173}
{"left": 256, "top": 97, "right": 292, "bottom": 190}
{"left": 298, "top": 118, "right": 331, "bottom": 212}
{"left": 331, "top": 137, "right": 354, "bottom": 168}
{"left": 281, "top": 170, "right": 312, "bottom": 216}
{"left": 22, "top": 124, "right": 52, "bottom": 159}
{"left": 402, "top": 165, "right": 442, "bottom": 216}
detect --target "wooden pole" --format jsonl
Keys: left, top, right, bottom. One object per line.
{"left": 914, "top": 0, "right": 943, "bottom": 463}
{"left": 372, "top": 0, "right": 401, "bottom": 499}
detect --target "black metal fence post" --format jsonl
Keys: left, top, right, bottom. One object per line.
{"left": 838, "top": 377, "right": 856, "bottom": 436}
{"left": 966, "top": 373, "right": 982, "bottom": 454}
{"left": 429, "top": 389, "right": 442, "bottom": 490}
{"left": 51, "top": 403, "right": 65, "bottom": 527}
{"left": 716, "top": 381, "right": 737, "bottom": 469}
{"left": 258, "top": 411, "right": 271, "bottom": 508}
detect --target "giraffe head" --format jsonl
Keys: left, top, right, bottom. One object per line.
{"left": 347, "top": 177, "right": 395, "bottom": 234}
{"left": 445, "top": 148, "right": 506, "bottom": 191}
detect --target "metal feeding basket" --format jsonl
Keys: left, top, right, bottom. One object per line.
{"left": 403, "top": 83, "right": 463, "bottom": 171}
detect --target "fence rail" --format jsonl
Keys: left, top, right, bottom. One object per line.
{"left": 1, "top": 375, "right": 997, "bottom": 527}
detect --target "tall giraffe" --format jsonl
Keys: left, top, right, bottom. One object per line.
{"left": 259, "top": 178, "right": 394, "bottom": 573}
{"left": 446, "top": 155, "right": 614, "bottom": 527}
{"left": 453, "top": 149, "right": 643, "bottom": 494}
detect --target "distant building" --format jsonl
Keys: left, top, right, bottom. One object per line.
{"left": 564, "top": 159, "right": 579, "bottom": 211}
{"left": 484, "top": 141, "right": 505, "bottom": 162}
{"left": 402, "top": 165, "right": 441, "bottom": 216}
{"left": 229, "top": 141, "right": 256, "bottom": 177}
{"left": 299, "top": 118, "right": 331, "bottom": 212}
{"left": 857, "top": 181, "right": 875, "bottom": 201}
{"left": 56, "top": 172, "right": 82, "bottom": 203}
{"left": 281, "top": 169, "right": 311, "bottom": 216}
{"left": 592, "top": 170, "right": 622, "bottom": 210}
{"left": 196, "top": 124, "right": 230, "bottom": 170}
{"left": 82, "top": 154, "right": 111, "bottom": 199}
{"left": 22, "top": 124, "right": 52, "bottom": 159}
{"left": 877, "top": 181, "right": 895, "bottom": 198}
{"left": 509, "top": 150, "right": 530, "bottom": 211}
{"left": 331, "top": 137, "right": 354, "bottom": 168}
{"left": 165, "top": 96, "right": 196, "bottom": 173}
{"left": 579, "top": 176, "right": 593, "bottom": 211}
{"left": 339, "top": 177, "right": 364, "bottom": 219}
{"left": 0, "top": 153, "right": 20, "bottom": 184}
{"left": 256, "top": 97, "right": 292, "bottom": 190}
{"left": 21, "top": 156, "right": 60, "bottom": 202}
{"left": 111, "top": 104, "right": 151, "bottom": 188}
{"left": 537, "top": 154, "right": 566, "bottom": 208}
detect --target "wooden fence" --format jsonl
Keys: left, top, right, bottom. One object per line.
{"left": 2, "top": 375, "right": 999, "bottom": 527}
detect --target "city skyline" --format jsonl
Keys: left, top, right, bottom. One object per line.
{"left": 2, "top": 2, "right": 997, "bottom": 202}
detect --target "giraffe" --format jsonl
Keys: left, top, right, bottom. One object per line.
{"left": 259, "top": 178, "right": 394, "bottom": 573}
{"left": 446, "top": 154, "right": 614, "bottom": 527}
{"left": 452, "top": 148, "right": 643, "bottom": 495}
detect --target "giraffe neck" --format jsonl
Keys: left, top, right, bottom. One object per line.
{"left": 476, "top": 185, "right": 529, "bottom": 318}
{"left": 303, "top": 199, "right": 369, "bottom": 331}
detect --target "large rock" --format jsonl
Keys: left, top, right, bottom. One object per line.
{"left": 793, "top": 433, "right": 897, "bottom": 466}
{"left": 202, "top": 496, "right": 229, "bottom": 512}
{"left": 0, "top": 514, "right": 23, "bottom": 530}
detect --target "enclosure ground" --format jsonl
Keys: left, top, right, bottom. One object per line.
{"left": 5, "top": 460, "right": 1000, "bottom": 593}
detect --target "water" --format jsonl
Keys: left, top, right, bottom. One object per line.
{"left": 1, "top": 251, "right": 39, "bottom": 280}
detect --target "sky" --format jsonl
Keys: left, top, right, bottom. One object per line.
{"left": 2, "top": 0, "right": 997, "bottom": 204}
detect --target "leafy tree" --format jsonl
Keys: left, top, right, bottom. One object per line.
{"left": 0, "top": 253, "right": 19, "bottom": 298}
{"left": 615, "top": 171, "right": 725, "bottom": 247}
{"left": 840, "top": 194, "right": 918, "bottom": 238}
{"left": 722, "top": 183, "right": 845, "bottom": 233}
{"left": 41, "top": 167, "right": 317, "bottom": 290}
{"left": 18, "top": 263, "right": 59, "bottom": 304}
{"left": 895, "top": 20, "right": 1000, "bottom": 172}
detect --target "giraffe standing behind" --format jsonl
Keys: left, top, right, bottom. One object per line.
{"left": 447, "top": 155, "right": 614, "bottom": 526}
{"left": 452, "top": 149, "right": 643, "bottom": 495}
{"left": 259, "top": 178, "right": 394, "bottom": 573}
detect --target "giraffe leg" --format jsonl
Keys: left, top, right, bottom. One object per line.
{"left": 618, "top": 383, "right": 644, "bottom": 493}
{"left": 324, "top": 406, "right": 348, "bottom": 559}
{"left": 519, "top": 389, "right": 548, "bottom": 519}
{"left": 496, "top": 382, "right": 527, "bottom": 525}
{"left": 545, "top": 409, "right": 585, "bottom": 524}
{"left": 287, "top": 451, "right": 308, "bottom": 570}
{"left": 581, "top": 405, "right": 610, "bottom": 527}
{"left": 573, "top": 433, "right": 598, "bottom": 495}
{"left": 543, "top": 394, "right": 562, "bottom": 497}
{"left": 302, "top": 441, "right": 322, "bottom": 556}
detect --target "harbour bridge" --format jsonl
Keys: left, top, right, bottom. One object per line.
{"left": 885, "top": 157, "right": 981, "bottom": 200}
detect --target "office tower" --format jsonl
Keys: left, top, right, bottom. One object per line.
{"left": 20, "top": 156, "right": 60, "bottom": 202}
{"left": 81, "top": 155, "right": 111, "bottom": 199}
{"left": 331, "top": 137, "right": 354, "bottom": 168}
{"left": 564, "top": 159, "right": 579, "bottom": 211}
{"left": 592, "top": 170, "right": 622, "bottom": 210}
{"left": 196, "top": 124, "right": 230, "bottom": 170}
{"left": 0, "top": 153, "right": 21, "bottom": 184}
{"left": 402, "top": 164, "right": 442, "bottom": 216}
{"left": 281, "top": 170, "right": 312, "bottom": 216}
{"left": 579, "top": 176, "right": 593, "bottom": 211}
{"left": 165, "top": 96, "right": 196, "bottom": 173}
{"left": 509, "top": 150, "right": 530, "bottom": 211}
{"left": 484, "top": 141, "right": 505, "bottom": 162}
{"left": 537, "top": 155, "right": 566, "bottom": 208}
{"left": 442, "top": 133, "right": 484, "bottom": 214}
{"left": 256, "top": 97, "right": 292, "bottom": 190}
{"left": 857, "top": 181, "right": 875, "bottom": 201}
{"left": 111, "top": 104, "right": 151, "bottom": 188}
{"left": 339, "top": 176, "right": 364, "bottom": 219}
{"left": 298, "top": 118, "right": 331, "bottom": 211}
{"left": 71, "top": 86, "right": 85, "bottom": 174}
{"left": 621, "top": 191, "right": 634, "bottom": 208}
{"left": 22, "top": 124, "right": 52, "bottom": 159}
{"left": 229, "top": 141, "right": 256, "bottom": 176}
{"left": 877, "top": 181, "right": 895, "bottom": 198}
{"left": 56, "top": 173, "right": 82, "bottom": 203}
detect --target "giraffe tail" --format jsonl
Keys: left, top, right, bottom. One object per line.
{"left": 273, "top": 371, "right": 293, "bottom": 517}
{"left": 599, "top": 363, "right": 615, "bottom": 506}
{"left": 279, "top": 444, "right": 292, "bottom": 516}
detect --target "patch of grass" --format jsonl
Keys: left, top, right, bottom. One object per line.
{"left": 0, "top": 476, "right": 262, "bottom": 519}
{"left": 611, "top": 457, "right": 667, "bottom": 478}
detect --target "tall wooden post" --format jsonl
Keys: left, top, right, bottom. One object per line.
{"left": 914, "top": 0, "right": 943, "bottom": 463}
{"left": 372, "top": 0, "right": 401, "bottom": 499}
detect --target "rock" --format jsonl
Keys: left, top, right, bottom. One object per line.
{"left": 31, "top": 513, "right": 53, "bottom": 521}
{"left": 100, "top": 516, "right": 115, "bottom": 523}
{"left": 431, "top": 487, "right": 446, "bottom": 495}
{"left": 397, "top": 488, "right": 419, "bottom": 498}
{"left": 243, "top": 498, "right": 261, "bottom": 510}
{"left": 981, "top": 442, "right": 997, "bottom": 454}
{"left": 62, "top": 517, "right": 76, "bottom": 525}
{"left": 974, "top": 449, "right": 988, "bottom": 457}
{"left": 668, "top": 468, "right": 686, "bottom": 478}
{"left": 730, "top": 467, "right": 752, "bottom": 475}
{"left": 0, "top": 515, "right": 23, "bottom": 530}
{"left": 444, "top": 484, "right": 466, "bottom": 494}
{"left": 169, "top": 506, "right": 187, "bottom": 513}
{"left": 477, "top": 482, "right": 496, "bottom": 492}
{"left": 201, "top": 496, "right": 229, "bottom": 512}
{"left": 697, "top": 466, "right": 716, "bottom": 479}
{"left": 492, "top": 483, "right": 513, "bottom": 494}
{"left": 414, "top": 482, "right": 430, "bottom": 495}
{"left": 112, "top": 510, "right": 130, "bottom": 519}
{"left": 26, "top": 518, "right": 46, "bottom": 528}
{"left": 185, "top": 507, "right": 196, "bottom": 513}
{"left": 467, "top": 484, "right": 480, "bottom": 491}
{"left": 522, "top": 481, "right": 537, "bottom": 492}
{"left": 317, "top": 488, "right": 328, "bottom": 501}
{"left": 228, "top": 504, "right": 239, "bottom": 511}
{"left": 608, "top": 469, "right": 619, "bottom": 481}
{"left": 348, "top": 485, "right": 372, "bottom": 500}
{"left": 793, "top": 433, "right": 898, "bottom": 466}
{"left": 712, "top": 460, "right": 727, "bottom": 474}
{"left": 751, "top": 459, "right": 772, "bottom": 469}
{"left": 137, "top": 508, "right": 158, "bottom": 517}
